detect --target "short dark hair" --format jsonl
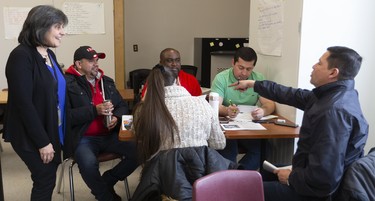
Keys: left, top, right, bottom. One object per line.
{"left": 233, "top": 47, "right": 258, "bottom": 66}
{"left": 160, "top": 48, "right": 180, "bottom": 60}
{"left": 18, "top": 5, "right": 68, "bottom": 47}
{"left": 327, "top": 46, "right": 362, "bottom": 80}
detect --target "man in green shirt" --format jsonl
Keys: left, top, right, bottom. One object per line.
{"left": 211, "top": 47, "right": 275, "bottom": 170}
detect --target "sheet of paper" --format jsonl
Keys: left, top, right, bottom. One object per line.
{"left": 3, "top": 7, "right": 31, "bottom": 39}
{"left": 263, "top": 160, "right": 278, "bottom": 172}
{"left": 263, "top": 160, "right": 292, "bottom": 173}
{"left": 63, "top": 2, "right": 105, "bottom": 34}
{"left": 232, "top": 105, "right": 278, "bottom": 122}
{"left": 237, "top": 105, "right": 258, "bottom": 113}
{"left": 220, "top": 121, "right": 266, "bottom": 130}
{"left": 223, "top": 105, "right": 277, "bottom": 129}
{"left": 233, "top": 112, "right": 253, "bottom": 122}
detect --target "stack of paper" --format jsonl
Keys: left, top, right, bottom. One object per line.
{"left": 219, "top": 105, "right": 280, "bottom": 130}
{"left": 220, "top": 121, "right": 266, "bottom": 130}
{"left": 233, "top": 105, "right": 278, "bottom": 122}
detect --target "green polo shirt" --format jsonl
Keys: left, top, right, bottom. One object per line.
{"left": 211, "top": 68, "right": 265, "bottom": 106}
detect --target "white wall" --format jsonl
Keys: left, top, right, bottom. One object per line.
{"left": 57, "top": 0, "right": 115, "bottom": 79}
{"left": 249, "top": 0, "right": 303, "bottom": 121}
{"left": 0, "top": 0, "right": 53, "bottom": 90}
{"left": 124, "top": 0, "right": 250, "bottom": 85}
{"left": 299, "top": 0, "right": 375, "bottom": 153}
{"left": 250, "top": 0, "right": 375, "bottom": 154}
{"left": 1, "top": 0, "right": 249, "bottom": 88}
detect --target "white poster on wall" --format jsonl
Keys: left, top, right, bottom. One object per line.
{"left": 257, "top": 0, "right": 283, "bottom": 56}
{"left": 63, "top": 2, "right": 105, "bottom": 35}
{"left": 3, "top": 7, "right": 31, "bottom": 39}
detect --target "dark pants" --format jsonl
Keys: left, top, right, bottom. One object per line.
{"left": 260, "top": 164, "right": 301, "bottom": 201}
{"left": 261, "top": 168, "right": 332, "bottom": 201}
{"left": 12, "top": 144, "right": 59, "bottom": 201}
{"left": 263, "top": 181, "right": 332, "bottom": 201}
{"left": 74, "top": 133, "right": 138, "bottom": 201}
{"left": 218, "top": 139, "right": 261, "bottom": 170}
{"left": 263, "top": 181, "right": 302, "bottom": 201}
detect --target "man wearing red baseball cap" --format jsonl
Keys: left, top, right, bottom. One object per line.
{"left": 64, "top": 46, "right": 138, "bottom": 201}
{"left": 73, "top": 45, "right": 106, "bottom": 61}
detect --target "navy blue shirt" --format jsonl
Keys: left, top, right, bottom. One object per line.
{"left": 255, "top": 80, "right": 368, "bottom": 198}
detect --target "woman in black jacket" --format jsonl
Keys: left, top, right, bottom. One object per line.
{"left": 4, "top": 5, "right": 68, "bottom": 201}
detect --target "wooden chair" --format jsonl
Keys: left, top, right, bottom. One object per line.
{"left": 57, "top": 153, "right": 131, "bottom": 201}
{"left": 193, "top": 170, "right": 264, "bottom": 201}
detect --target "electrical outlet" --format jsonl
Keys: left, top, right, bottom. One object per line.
{"left": 133, "top": 44, "right": 138, "bottom": 52}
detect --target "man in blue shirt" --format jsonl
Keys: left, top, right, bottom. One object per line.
{"left": 232, "top": 46, "right": 368, "bottom": 201}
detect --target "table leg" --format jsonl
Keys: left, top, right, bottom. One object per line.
{"left": 259, "top": 139, "right": 268, "bottom": 171}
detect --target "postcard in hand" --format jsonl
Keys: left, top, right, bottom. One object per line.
{"left": 121, "top": 115, "right": 133, "bottom": 130}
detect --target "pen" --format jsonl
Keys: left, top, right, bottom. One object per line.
{"left": 228, "top": 99, "right": 237, "bottom": 113}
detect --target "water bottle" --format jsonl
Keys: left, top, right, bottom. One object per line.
{"left": 209, "top": 92, "right": 219, "bottom": 117}
{"left": 103, "top": 99, "right": 112, "bottom": 127}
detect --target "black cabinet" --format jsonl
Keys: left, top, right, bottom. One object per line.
{"left": 194, "top": 38, "right": 249, "bottom": 87}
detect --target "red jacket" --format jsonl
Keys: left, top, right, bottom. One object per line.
{"left": 65, "top": 66, "right": 108, "bottom": 136}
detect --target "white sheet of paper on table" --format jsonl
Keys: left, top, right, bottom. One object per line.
{"left": 220, "top": 121, "right": 266, "bottom": 130}
{"left": 233, "top": 105, "right": 278, "bottom": 122}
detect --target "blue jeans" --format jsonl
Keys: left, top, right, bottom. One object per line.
{"left": 74, "top": 133, "right": 138, "bottom": 201}
{"left": 218, "top": 139, "right": 261, "bottom": 170}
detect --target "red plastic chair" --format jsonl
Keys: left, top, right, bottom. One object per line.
{"left": 193, "top": 170, "right": 264, "bottom": 201}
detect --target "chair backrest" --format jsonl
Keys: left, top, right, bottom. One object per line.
{"left": 181, "top": 65, "right": 198, "bottom": 77}
{"left": 129, "top": 69, "right": 151, "bottom": 92}
{"left": 128, "top": 69, "right": 151, "bottom": 103}
{"left": 333, "top": 148, "right": 375, "bottom": 201}
{"left": 193, "top": 170, "right": 264, "bottom": 201}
